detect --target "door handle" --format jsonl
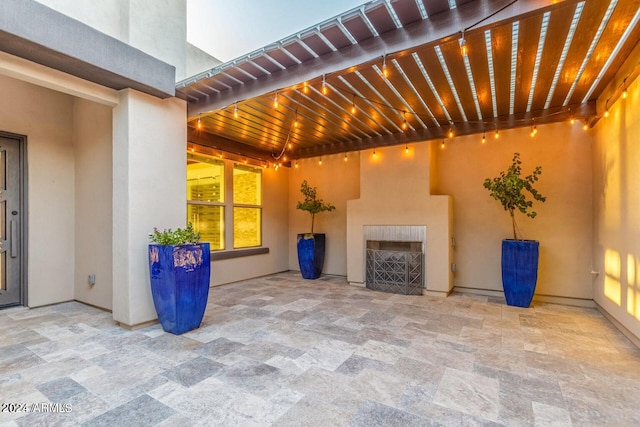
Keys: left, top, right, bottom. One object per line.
{"left": 10, "top": 220, "right": 17, "bottom": 258}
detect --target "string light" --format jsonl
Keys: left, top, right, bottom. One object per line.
{"left": 494, "top": 125, "right": 499, "bottom": 139}
{"left": 622, "top": 78, "right": 628, "bottom": 99}
{"left": 274, "top": 91, "right": 279, "bottom": 109}
{"left": 583, "top": 121, "right": 589, "bottom": 131}
{"left": 382, "top": 54, "right": 389, "bottom": 79}
{"left": 303, "top": 81, "right": 309, "bottom": 93}
{"left": 288, "top": 142, "right": 292, "bottom": 149}
{"left": 441, "top": 139, "right": 445, "bottom": 149}
{"left": 294, "top": 111, "right": 299, "bottom": 127}
{"left": 372, "top": 148, "right": 377, "bottom": 158}
{"left": 322, "top": 75, "right": 328, "bottom": 95}
{"left": 319, "top": 157, "right": 323, "bottom": 165}
{"left": 351, "top": 96, "right": 357, "bottom": 114}
{"left": 604, "top": 100, "right": 610, "bottom": 118}
{"left": 448, "top": 127, "right": 454, "bottom": 138}
{"left": 295, "top": 160, "right": 299, "bottom": 168}
{"left": 530, "top": 119, "right": 537, "bottom": 137}
{"left": 402, "top": 113, "right": 408, "bottom": 130}
{"left": 344, "top": 152, "right": 348, "bottom": 161}
{"left": 197, "top": 116, "right": 202, "bottom": 130}
{"left": 459, "top": 30, "right": 468, "bottom": 57}
{"left": 405, "top": 144, "right": 409, "bottom": 153}
{"left": 234, "top": 102, "right": 239, "bottom": 119}
{"left": 570, "top": 117, "right": 576, "bottom": 125}
{"left": 482, "top": 133, "right": 486, "bottom": 144}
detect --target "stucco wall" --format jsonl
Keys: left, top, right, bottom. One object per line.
{"left": 0, "top": 74, "right": 75, "bottom": 307}
{"left": 434, "top": 123, "right": 593, "bottom": 301}
{"left": 593, "top": 74, "right": 640, "bottom": 339}
{"left": 288, "top": 153, "right": 361, "bottom": 276}
{"left": 73, "top": 98, "right": 113, "bottom": 310}
{"left": 112, "top": 89, "right": 186, "bottom": 326}
{"left": 211, "top": 166, "right": 290, "bottom": 285}
{"left": 35, "top": 0, "right": 188, "bottom": 80}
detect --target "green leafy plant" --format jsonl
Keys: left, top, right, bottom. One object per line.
{"left": 296, "top": 180, "right": 335, "bottom": 234}
{"left": 483, "top": 152, "right": 546, "bottom": 240}
{"left": 149, "top": 222, "right": 201, "bottom": 245}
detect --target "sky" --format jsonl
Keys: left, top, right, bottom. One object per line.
{"left": 187, "top": 0, "right": 366, "bottom": 63}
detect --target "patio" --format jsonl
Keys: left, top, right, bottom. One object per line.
{"left": 2, "top": 272, "right": 640, "bottom": 426}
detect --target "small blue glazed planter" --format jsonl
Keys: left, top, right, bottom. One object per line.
{"left": 297, "top": 233, "right": 326, "bottom": 280}
{"left": 501, "top": 239, "right": 539, "bottom": 308}
{"left": 148, "top": 243, "right": 211, "bottom": 334}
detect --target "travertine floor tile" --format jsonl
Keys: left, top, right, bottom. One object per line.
{"left": 1, "top": 274, "right": 639, "bottom": 426}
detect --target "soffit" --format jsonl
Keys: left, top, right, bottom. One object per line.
{"left": 178, "top": 0, "right": 640, "bottom": 163}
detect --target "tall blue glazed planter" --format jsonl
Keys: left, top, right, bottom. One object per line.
{"left": 501, "top": 240, "right": 539, "bottom": 308}
{"left": 297, "top": 233, "right": 325, "bottom": 280}
{"left": 148, "top": 243, "right": 211, "bottom": 334}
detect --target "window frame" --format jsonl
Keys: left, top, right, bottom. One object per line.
{"left": 186, "top": 151, "right": 264, "bottom": 254}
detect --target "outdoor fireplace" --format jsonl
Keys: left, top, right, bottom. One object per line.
{"left": 366, "top": 240, "right": 424, "bottom": 295}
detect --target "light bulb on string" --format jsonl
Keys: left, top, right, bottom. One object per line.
{"left": 583, "top": 121, "right": 589, "bottom": 131}
{"left": 604, "top": 100, "right": 610, "bottom": 118}
{"left": 441, "top": 139, "right": 445, "bottom": 149}
{"left": 372, "top": 148, "right": 377, "bottom": 158}
{"left": 322, "top": 75, "right": 328, "bottom": 95}
{"left": 303, "top": 81, "right": 309, "bottom": 94}
{"left": 344, "top": 152, "right": 348, "bottom": 162}
{"left": 570, "top": 117, "right": 576, "bottom": 125}
{"left": 459, "top": 31, "right": 468, "bottom": 57}
{"left": 482, "top": 133, "right": 486, "bottom": 144}
{"left": 234, "top": 102, "right": 239, "bottom": 119}
{"left": 295, "top": 160, "right": 299, "bottom": 168}
{"left": 402, "top": 113, "right": 408, "bottom": 131}
{"left": 197, "top": 116, "right": 202, "bottom": 130}
{"left": 405, "top": 144, "right": 409, "bottom": 154}
{"left": 351, "top": 96, "right": 357, "bottom": 114}
{"left": 274, "top": 92, "right": 279, "bottom": 109}
{"left": 448, "top": 127, "right": 454, "bottom": 139}
{"left": 382, "top": 54, "right": 389, "bottom": 79}
{"left": 494, "top": 126, "right": 499, "bottom": 139}
{"left": 319, "top": 157, "right": 323, "bottom": 165}
{"left": 622, "top": 79, "right": 628, "bottom": 99}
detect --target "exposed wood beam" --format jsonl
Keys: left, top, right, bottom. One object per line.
{"left": 289, "top": 101, "right": 596, "bottom": 159}
{"left": 187, "top": 127, "right": 277, "bottom": 162}
{"left": 187, "top": 0, "right": 583, "bottom": 118}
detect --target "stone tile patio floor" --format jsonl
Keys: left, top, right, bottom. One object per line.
{"left": 2, "top": 271, "right": 640, "bottom": 426}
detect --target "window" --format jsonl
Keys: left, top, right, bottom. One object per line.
{"left": 186, "top": 152, "right": 262, "bottom": 251}
{"left": 187, "top": 154, "right": 224, "bottom": 249}
{"left": 233, "top": 164, "right": 262, "bottom": 248}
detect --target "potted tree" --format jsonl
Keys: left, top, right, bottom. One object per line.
{"left": 148, "top": 223, "right": 210, "bottom": 334}
{"left": 296, "top": 180, "right": 335, "bottom": 279}
{"left": 483, "top": 152, "right": 546, "bottom": 307}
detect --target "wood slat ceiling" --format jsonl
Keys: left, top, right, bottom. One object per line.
{"left": 178, "top": 0, "right": 640, "bottom": 164}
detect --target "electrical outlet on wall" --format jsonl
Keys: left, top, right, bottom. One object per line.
{"left": 88, "top": 274, "right": 96, "bottom": 285}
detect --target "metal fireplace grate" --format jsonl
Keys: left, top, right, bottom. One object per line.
{"left": 366, "top": 241, "right": 423, "bottom": 295}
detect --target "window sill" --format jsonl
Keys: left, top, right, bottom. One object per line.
{"left": 211, "top": 247, "right": 269, "bottom": 261}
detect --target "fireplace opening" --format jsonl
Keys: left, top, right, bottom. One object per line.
{"left": 365, "top": 240, "right": 424, "bottom": 295}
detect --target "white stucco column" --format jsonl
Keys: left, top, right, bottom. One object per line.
{"left": 112, "top": 89, "right": 186, "bottom": 327}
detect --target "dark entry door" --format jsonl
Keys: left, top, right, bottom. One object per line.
{"left": 0, "top": 136, "right": 22, "bottom": 307}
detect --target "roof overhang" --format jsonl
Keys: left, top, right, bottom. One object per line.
{"left": 0, "top": 0, "right": 176, "bottom": 99}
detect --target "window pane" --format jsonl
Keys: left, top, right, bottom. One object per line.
{"left": 187, "top": 154, "right": 224, "bottom": 203}
{"left": 233, "top": 164, "right": 261, "bottom": 205}
{"left": 188, "top": 204, "right": 224, "bottom": 250}
{"left": 234, "top": 207, "right": 261, "bottom": 248}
